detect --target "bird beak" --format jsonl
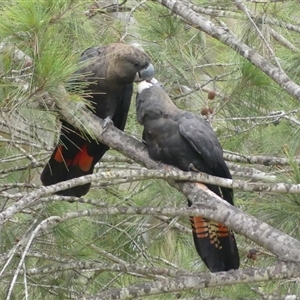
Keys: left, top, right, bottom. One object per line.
{"left": 135, "top": 63, "right": 155, "bottom": 82}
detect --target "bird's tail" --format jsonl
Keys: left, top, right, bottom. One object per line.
{"left": 41, "top": 143, "right": 98, "bottom": 197}
{"left": 188, "top": 195, "right": 239, "bottom": 272}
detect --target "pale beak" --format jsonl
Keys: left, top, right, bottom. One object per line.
{"left": 134, "top": 63, "right": 155, "bottom": 82}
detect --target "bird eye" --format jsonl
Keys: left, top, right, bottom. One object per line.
{"left": 133, "top": 62, "right": 140, "bottom": 68}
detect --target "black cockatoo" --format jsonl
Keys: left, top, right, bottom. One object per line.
{"left": 41, "top": 43, "right": 154, "bottom": 196}
{"left": 136, "top": 79, "right": 239, "bottom": 272}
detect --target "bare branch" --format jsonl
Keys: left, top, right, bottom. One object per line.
{"left": 269, "top": 27, "right": 298, "bottom": 52}
{"left": 83, "top": 262, "right": 300, "bottom": 300}
{"left": 153, "top": 0, "right": 300, "bottom": 101}
{"left": 234, "top": 0, "right": 283, "bottom": 71}
{"left": 224, "top": 151, "right": 300, "bottom": 166}
{"left": 2, "top": 193, "right": 300, "bottom": 265}
{"left": 1, "top": 260, "right": 187, "bottom": 280}
{"left": 39, "top": 88, "right": 300, "bottom": 262}
{"left": 188, "top": 3, "right": 300, "bottom": 34}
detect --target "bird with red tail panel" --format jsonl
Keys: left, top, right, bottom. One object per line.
{"left": 41, "top": 43, "right": 154, "bottom": 196}
{"left": 136, "top": 79, "right": 239, "bottom": 272}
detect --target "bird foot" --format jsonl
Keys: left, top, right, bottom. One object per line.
{"left": 103, "top": 117, "right": 114, "bottom": 131}
{"left": 188, "top": 163, "right": 199, "bottom": 172}
{"left": 161, "top": 163, "right": 171, "bottom": 169}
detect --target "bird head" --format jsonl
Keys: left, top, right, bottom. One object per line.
{"left": 107, "top": 43, "right": 154, "bottom": 84}
{"left": 135, "top": 63, "right": 154, "bottom": 82}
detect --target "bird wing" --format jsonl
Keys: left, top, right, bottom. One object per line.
{"left": 178, "top": 113, "right": 224, "bottom": 170}
{"left": 178, "top": 112, "right": 233, "bottom": 204}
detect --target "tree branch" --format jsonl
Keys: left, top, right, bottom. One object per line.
{"left": 153, "top": 0, "right": 300, "bottom": 102}
{"left": 82, "top": 262, "right": 300, "bottom": 300}
{"left": 224, "top": 151, "right": 300, "bottom": 166}
{"left": 24, "top": 87, "right": 299, "bottom": 263}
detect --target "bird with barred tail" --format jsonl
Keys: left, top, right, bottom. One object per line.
{"left": 136, "top": 79, "right": 239, "bottom": 272}
{"left": 41, "top": 43, "right": 154, "bottom": 197}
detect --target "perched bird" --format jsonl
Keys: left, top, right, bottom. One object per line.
{"left": 136, "top": 79, "right": 239, "bottom": 272}
{"left": 41, "top": 43, "right": 154, "bottom": 196}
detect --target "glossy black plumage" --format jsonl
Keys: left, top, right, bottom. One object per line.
{"left": 136, "top": 81, "right": 240, "bottom": 272}
{"left": 41, "top": 43, "right": 153, "bottom": 196}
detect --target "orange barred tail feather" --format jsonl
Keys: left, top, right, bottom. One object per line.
{"left": 41, "top": 143, "right": 97, "bottom": 197}
{"left": 190, "top": 215, "right": 239, "bottom": 272}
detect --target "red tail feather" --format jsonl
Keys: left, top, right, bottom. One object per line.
{"left": 72, "top": 144, "right": 94, "bottom": 172}
{"left": 190, "top": 216, "right": 239, "bottom": 272}
{"left": 54, "top": 145, "right": 64, "bottom": 163}
{"left": 41, "top": 143, "right": 96, "bottom": 197}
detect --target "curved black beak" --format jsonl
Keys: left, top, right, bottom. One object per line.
{"left": 135, "top": 63, "right": 155, "bottom": 82}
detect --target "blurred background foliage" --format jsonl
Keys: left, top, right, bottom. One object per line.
{"left": 0, "top": 0, "right": 300, "bottom": 299}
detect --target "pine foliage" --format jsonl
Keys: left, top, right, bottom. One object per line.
{"left": 0, "top": 0, "right": 300, "bottom": 299}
